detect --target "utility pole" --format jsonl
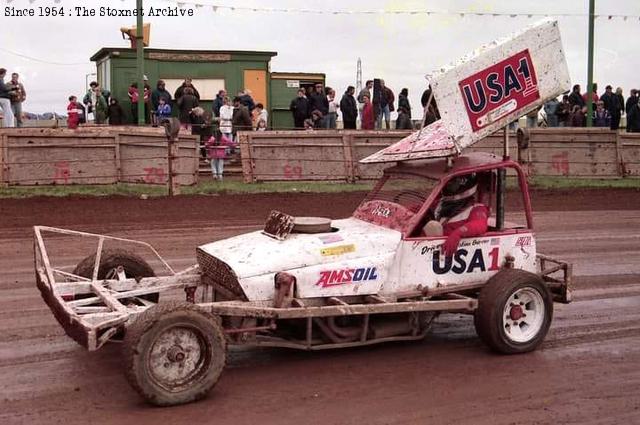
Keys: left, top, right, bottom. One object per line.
{"left": 586, "top": 0, "right": 595, "bottom": 127}
{"left": 136, "top": 0, "right": 145, "bottom": 126}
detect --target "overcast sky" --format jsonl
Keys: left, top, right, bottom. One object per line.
{"left": 1, "top": 0, "right": 639, "bottom": 114}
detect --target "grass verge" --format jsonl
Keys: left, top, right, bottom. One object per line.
{"left": 0, "top": 177, "right": 638, "bottom": 199}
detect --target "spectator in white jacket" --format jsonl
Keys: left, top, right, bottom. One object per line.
{"left": 218, "top": 96, "right": 234, "bottom": 140}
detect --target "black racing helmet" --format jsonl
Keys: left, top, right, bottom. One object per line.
{"left": 442, "top": 173, "right": 478, "bottom": 201}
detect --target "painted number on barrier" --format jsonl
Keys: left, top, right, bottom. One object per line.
{"left": 551, "top": 151, "right": 569, "bottom": 176}
{"left": 53, "top": 161, "right": 70, "bottom": 184}
{"left": 143, "top": 167, "right": 166, "bottom": 183}
{"left": 283, "top": 164, "right": 303, "bottom": 179}
{"left": 459, "top": 49, "right": 540, "bottom": 132}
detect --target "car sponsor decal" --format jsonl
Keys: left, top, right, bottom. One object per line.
{"left": 316, "top": 267, "right": 378, "bottom": 288}
{"left": 320, "top": 244, "right": 356, "bottom": 257}
{"left": 459, "top": 49, "right": 540, "bottom": 132}
{"left": 422, "top": 240, "right": 500, "bottom": 275}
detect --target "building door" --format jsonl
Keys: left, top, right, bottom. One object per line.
{"left": 243, "top": 70, "right": 267, "bottom": 109}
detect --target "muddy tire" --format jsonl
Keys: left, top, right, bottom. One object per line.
{"left": 123, "top": 302, "right": 227, "bottom": 406}
{"left": 474, "top": 269, "right": 553, "bottom": 354}
{"left": 73, "top": 248, "right": 158, "bottom": 303}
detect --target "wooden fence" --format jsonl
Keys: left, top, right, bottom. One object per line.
{"left": 238, "top": 128, "right": 640, "bottom": 182}
{"left": 0, "top": 128, "right": 199, "bottom": 186}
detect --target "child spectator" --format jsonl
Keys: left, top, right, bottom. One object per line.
{"left": 219, "top": 96, "right": 233, "bottom": 140}
{"left": 593, "top": 101, "right": 611, "bottom": 128}
{"left": 156, "top": 97, "right": 172, "bottom": 121}
{"left": 205, "top": 133, "right": 233, "bottom": 180}
{"left": 107, "top": 98, "right": 125, "bottom": 125}
{"left": 361, "top": 94, "right": 374, "bottom": 130}
{"left": 256, "top": 119, "right": 267, "bottom": 131}
{"left": 570, "top": 105, "right": 586, "bottom": 127}
{"left": 254, "top": 103, "right": 268, "bottom": 130}
{"left": 66, "top": 96, "right": 81, "bottom": 129}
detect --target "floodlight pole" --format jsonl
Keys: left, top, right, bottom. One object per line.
{"left": 136, "top": 0, "right": 145, "bottom": 126}
{"left": 586, "top": 0, "right": 595, "bottom": 127}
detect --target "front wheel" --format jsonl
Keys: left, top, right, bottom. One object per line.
{"left": 123, "top": 302, "right": 227, "bottom": 406}
{"left": 474, "top": 269, "right": 553, "bottom": 354}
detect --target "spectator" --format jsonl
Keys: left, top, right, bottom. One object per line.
{"left": 600, "top": 85, "right": 621, "bottom": 130}
{"left": 8, "top": 73, "right": 26, "bottom": 127}
{"left": 191, "top": 108, "right": 213, "bottom": 159}
{"left": 156, "top": 97, "right": 172, "bottom": 122}
{"left": 593, "top": 101, "right": 611, "bottom": 128}
{"left": 308, "top": 83, "right": 329, "bottom": 127}
{"left": 628, "top": 99, "right": 640, "bottom": 133}
{"left": 289, "top": 88, "right": 309, "bottom": 129}
{"left": 357, "top": 80, "right": 373, "bottom": 122}
{"left": 421, "top": 84, "right": 440, "bottom": 119}
{"left": 254, "top": 103, "right": 268, "bottom": 130}
{"left": 128, "top": 82, "right": 140, "bottom": 124}
{"left": 582, "top": 82, "right": 599, "bottom": 110}
{"left": 174, "top": 78, "right": 200, "bottom": 101}
{"left": 93, "top": 86, "right": 108, "bottom": 124}
{"left": 212, "top": 89, "right": 226, "bottom": 118}
{"left": 396, "top": 107, "right": 413, "bottom": 130}
{"left": 376, "top": 79, "right": 394, "bottom": 130}
{"left": 256, "top": 119, "right": 267, "bottom": 131}
{"left": 570, "top": 105, "right": 586, "bottom": 127}
{"left": 543, "top": 97, "right": 560, "bottom": 127}
{"left": 205, "top": 133, "right": 233, "bottom": 181}
{"left": 424, "top": 104, "right": 439, "bottom": 126}
{"left": 326, "top": 88, "right": 339, "bottom": 129}
{"left": 311, "top": 109, "right": 324, "bottom": 129}
{"left": 107, "top": 98, "right": 125, "bottom": 125}
{"left": 151, "top": 80, "right": 172, "bottom": 125}
{"left": 218, "top": 96, "right": 233, "bottom": 139}
{"left": 239, "top": 89, "right": 255, "bottom": 113}
{"left": 0, "top": 68, "right": 15, "bottom": 127}
{"left": 340, "top": 86, "right": 357, "bottom": 130}
{"left": 232, "top": 96, "right": 253, "bottom": 141}
{"left": 612, "top": 87, "right": 625, "bottom": 130}
{"left": 303, "top": 118, "right": 315, "bottom": 131}
{"left": 177, "top": 87, "right": 199, "bottom": 129}
{"left": 398, "top": 88, "right": 411, "bottom": 119}
{"left": 219, "top": 96, "right": 233, "bottom": 140}
{"left": 568, "top": 84, "right": 585, "bottom": 109}
{"left": 66, "top": 96, "right": 82, "bottom": 129}
{"left": 556, "top": 95, "right": 571, "bottom": 127}
{"left": 626, "top": 89, "right": 638, "bottom": 131}
{"left": 83, "top": 81, "right": 110, "bottom": 122}
{"left": 526, "top": 105, "right": 541, "bottom": 128}
{"left": 361, "top": 94, "right": 374, "bottom": 130}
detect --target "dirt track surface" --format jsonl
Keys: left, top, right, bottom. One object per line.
{"left": 1, "top": 189, "right": 640, "bottom": 425}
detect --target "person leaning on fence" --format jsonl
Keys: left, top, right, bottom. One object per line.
{"left": 0, "top": 68, "right": 16, "bottom": 127}
{"left": 107, "top": 98, "right": 125, "bottom": 125}
{"left": 177, "top": 87, "right": 199, "bottom": 130}
{"left": 628, "top": 100, "right": 640, "bottom": 133}
{"left": 309, "top": 83, "right": 329, "bottom": 128}
{"left": 8, "top": 73, "right": 26, "bottom": 127}
{"left": 232, "top": 96, "right": 253, "bottom": 143}
{"left": 556, "top": 95, "right": 571, "bottom": 127}
{"left": 205, "top": 132, "right": 233, "bottom": 181}
{"left": 290, "top": 88, "right": 309, "bottom": 129}
{"left": 66, "top": 96, "right": 82, "bottom": 129}
{"left": 340, "top": 86, "right": 358, "bottom": 130}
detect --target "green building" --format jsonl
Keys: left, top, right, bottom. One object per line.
{"left": 90, "top": 48, "right": 325, "bottom": 128}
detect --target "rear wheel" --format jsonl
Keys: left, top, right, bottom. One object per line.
{"left": 474, "top": 269, "right": 553, "bottom": 354}
{"left": 73, "top": 248, "right": 159, "bottom": 303}
{"left": 123, "top": 302, "right": 227, "bottom": 406}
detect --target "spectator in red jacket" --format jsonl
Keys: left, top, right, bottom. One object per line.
{"left": 67, "top": 96, "right": 82, "bottom": 129}
{"left": 361, "top": 94, "right": 374, "bottom": 130}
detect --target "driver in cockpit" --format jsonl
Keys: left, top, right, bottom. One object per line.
{"left": 423, "top": 173, "right": 489, "bottom": 257}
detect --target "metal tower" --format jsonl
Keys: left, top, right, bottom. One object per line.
{"left": 356, "top": 58, "right": 363, "bottom": 93}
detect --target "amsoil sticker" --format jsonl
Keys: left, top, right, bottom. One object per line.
{"left": 320, "top": 244, "right": 356, "bottom": 256}
{"left": 316, "top": 267, "right": 378, "bottom": 288}
{"left": 459, "top": 49, "right": 540, "bottom": 131}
